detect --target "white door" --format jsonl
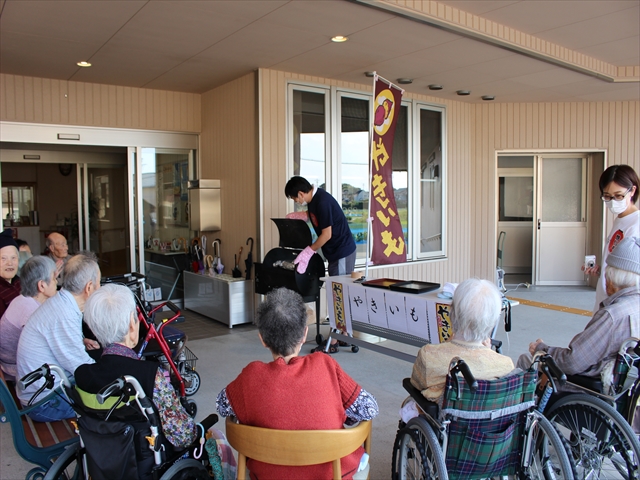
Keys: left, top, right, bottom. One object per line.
{"left": 535, "top": 156, "right": 587, "bottom": 285}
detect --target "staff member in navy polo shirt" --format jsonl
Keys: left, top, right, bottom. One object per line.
{"left": 285, "top": 176, "right": 357, "bottom": 354}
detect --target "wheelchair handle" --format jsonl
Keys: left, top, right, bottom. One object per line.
{"left": 541, "top": 355, "right": 566, "bottom": 385}
{"left": 454, "top": 359, "right": 478, "bottom": 392}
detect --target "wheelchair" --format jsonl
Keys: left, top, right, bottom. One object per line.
{"left": 543, "top": 337, "right": 640, "bottom": 479}
{"left": 19, "top": 364, "right": 217, "bottom": 480}
{"left": 392, "top": 357, "right": 575, "bottom": 479}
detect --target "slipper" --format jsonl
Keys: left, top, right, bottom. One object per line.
{"left": 311, "top": 342, "right": 339, "bottom": 354}
{"left": 336, "top": 340, "right": 350, "bottom": 347}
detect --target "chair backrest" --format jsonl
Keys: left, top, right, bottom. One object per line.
{"left": 441, "top": 369, "right": 537, "bottom": 478}
{"left": 0, "top": 369, "right": 78, "bottom": 474}
{"left": 225, "top": 417, "right": 371, "bottom": 480}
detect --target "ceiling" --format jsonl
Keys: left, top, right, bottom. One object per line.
{"left": 1, "top": 0, "right": 638, "bottom": 103}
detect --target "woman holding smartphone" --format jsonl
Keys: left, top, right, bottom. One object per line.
{"left": 585, "top": 164, "right": 639, "bottom": 310}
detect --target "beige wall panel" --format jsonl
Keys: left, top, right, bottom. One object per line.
{"left": 259, "top": 68, "right": 473, "bottom": 286}
{"left": 0, "top": 73, "right": 201, "bottom": 132}
{"left": 200, "top": 72, "right": 258, "bottom": 273}
{"left": 472, "top": 100, "right": 640, "bottom": 280}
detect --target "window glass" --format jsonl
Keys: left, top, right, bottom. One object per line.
{"left": 141, "top": 148, "right": 191, "bottom": 246}
{"left": 2, "top": 185, "right": 35, "bottom": 226}
{"left": 292, "top": 90, "right": 326, "bottom": 191}
{"left": 393, "top": 106, "right": 409, "bottom": 255}
{"left": 339, "top": 95, "right": 369, "bottom": 261}
{"left": 419, "top": 108, "right": 443, "bottom": 254}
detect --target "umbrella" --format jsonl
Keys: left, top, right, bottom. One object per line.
{"left": 212, "top": 239, "right": 223, "bottom": 274}
{"left": 245, "top": 237, "right": 254, "bottom": 280}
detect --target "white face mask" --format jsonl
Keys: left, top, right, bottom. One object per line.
{"left": 605, "top": 198, "right": 628, "bottom": 215}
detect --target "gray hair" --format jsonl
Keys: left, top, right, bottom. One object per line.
{"left": 84, "top": 283, "right": 136, "bottom": 346}
{"left": 20, "top": 256, "right": 56, "bottom": 298}
{"left": 451, "top": 278, "right": 502, "bottom": 343}
{"left": 62, "top": 251, "right": 100, "bottom": 295}
{"left": 255, "top": 288, "right": 307, "bottom": 357}
{"left": 605, "top": 265, "right": 640, "bottom": 290}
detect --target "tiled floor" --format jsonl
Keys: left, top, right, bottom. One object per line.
{"left": 157, "top": 307, "right": 257, "bottom": 341}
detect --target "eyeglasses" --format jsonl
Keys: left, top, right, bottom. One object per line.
{"left": 601, "top": 187, "right": 631, "bottom": 202}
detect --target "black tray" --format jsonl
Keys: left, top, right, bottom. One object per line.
{"left": 389, "top": 281, "right": 441, "bottom": 294}
{"left": 360, "top": 278, "right": 404, "bottom": 289}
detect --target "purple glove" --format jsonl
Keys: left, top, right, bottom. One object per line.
{"left": 286, "top": 211, "right": 308, "bottom": 221}
{"left": 293, "top": 246, "right": 315, "bottom": 274}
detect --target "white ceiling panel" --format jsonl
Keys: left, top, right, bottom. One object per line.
{"left": 0, "top": 0, "right": 637, "bottom": 101}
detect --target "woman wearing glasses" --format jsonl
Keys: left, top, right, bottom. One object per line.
{"left": 584, "top": 164, "right": 639, "bottom": 310}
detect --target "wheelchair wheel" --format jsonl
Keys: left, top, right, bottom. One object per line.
{"left": 159, "top": 458, "right": 209, "bottom": 480}
{"left": 547, "top": 393, "right": 640, "bottom": 479}
{"left": 523, "top": 411, "right": 575, "bottom": 479}
{"left": 43, "top": 444, "right": 85, "bottom": 480}
{"left": 392, "top": 416, "right": 448, "bottom": 480}
{"left": 183, "top": 367, "right": 201, "bottom": 396}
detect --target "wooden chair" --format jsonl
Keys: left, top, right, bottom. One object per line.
{"left": 0, "top": 369, "right": 78, "bottom": 480}
{"left": 225, "top": 417, "right": 372, "bottom": 480}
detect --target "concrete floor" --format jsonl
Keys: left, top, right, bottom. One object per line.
{"left": 0, "top": 285, "right": 596, "bottom": 480}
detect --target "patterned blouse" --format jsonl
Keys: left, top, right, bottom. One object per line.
{"left": 103, "top": 343, "right": 196, "bottom": 448}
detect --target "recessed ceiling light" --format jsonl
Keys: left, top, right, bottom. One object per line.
{"left": 77, "top": 61, "right": 91, "bottom": 67}
{"left": 397, "top": 78, "right": 413, "bottom": 85}
{"left": 456, "top": 90, "right": 471, "bottom": 96}
{"left": 364, "top": 71, "right": 375, "bottom": 77}
{"left": 481, "top": 95, "right": 495, "bottom": 101}
{"left": 331, "top": 35, "right": 348, "bottom": 43}
{"left": 428, "top": 84, "right": 443, "bottom": 90}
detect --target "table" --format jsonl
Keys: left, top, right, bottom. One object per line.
{"left": 325, "top": 276, "right": 452, "bottom": 362}
{"left": 183, "top": 271, "right": 254, "bottom": 328}
{"left": 325, "top": 276, "right": 517, "bottom": 363}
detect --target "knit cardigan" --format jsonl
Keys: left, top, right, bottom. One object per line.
{"left": 225, "top": 353, "right": 363, "bottom": 480}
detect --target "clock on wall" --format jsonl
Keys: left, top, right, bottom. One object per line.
{"left": 59, "top": 164, "right": 73, "bottom": 176}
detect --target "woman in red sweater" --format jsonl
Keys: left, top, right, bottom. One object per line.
{"left": 216, "top": 288, "right": 378, "bottom": 480}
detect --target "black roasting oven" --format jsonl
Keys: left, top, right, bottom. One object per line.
{"left": 254, "top": 218, "right": 326, "bottom": 344}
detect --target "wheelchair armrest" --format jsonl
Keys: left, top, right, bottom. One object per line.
{"left": 566, "top": 374, "right": 603, "bottom": 393}
{"left": 402, "top": 378, "right": 439, "bottom": 419}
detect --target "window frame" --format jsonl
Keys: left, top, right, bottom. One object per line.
{"left": 287, "top": 82, "right": 447, "bottom": 265}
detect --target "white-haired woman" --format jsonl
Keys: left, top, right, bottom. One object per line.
{"left": 0, "top": 255, "right": 57, "bottom": 380}
{"left": 74, "top": 284, "right": 196, "bottom": 449}
{"left": 410, "top": 278, "right": 514, "bottom": 406}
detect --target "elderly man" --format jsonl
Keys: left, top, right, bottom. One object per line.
{"left": 0, "top": 229, "right": 21, "bottom": 318}
{"left": 517, "top": 236, "right": 640, "bottom": 376}
{"left": 16, "top": 252, "right": 101, "bottom": 421}
{"left": 46, "top": 232, "right": 70, "bottom": 282}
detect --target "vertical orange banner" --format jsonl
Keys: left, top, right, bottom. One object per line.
{"left": 370, "top": 76, "right": 406, "bottom": 265}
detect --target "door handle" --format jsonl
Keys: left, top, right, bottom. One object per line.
{"left": 537, "top": 219, "right": 541, "bottom": 230}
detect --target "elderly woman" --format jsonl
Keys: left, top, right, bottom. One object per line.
{"left": 410, "top": 278, "right": 515, "bottom": 407}
{"left": 518, "top": 236, "right": 640, "bottom": 377}
{"left": 0, "top": 228, "right": 21, "bottom": 319}
{"left": 0, "top": 256, "right": 57, "bottom": 380}
{"left": 216, "top": 287, "right": 379, "bottom": 480}
{"left": 74, "top": 284, "right": 196, "bottom": 449}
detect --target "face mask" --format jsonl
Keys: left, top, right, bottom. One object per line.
{"left": 300, "top": 200, "right": 307, "bottom": 206}
{"left": 605, "top": 198, "right": 628, "bottom": 215}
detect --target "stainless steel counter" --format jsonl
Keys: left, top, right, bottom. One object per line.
{"left": 183, "top": 271, "right": 254, "bottom": 328}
